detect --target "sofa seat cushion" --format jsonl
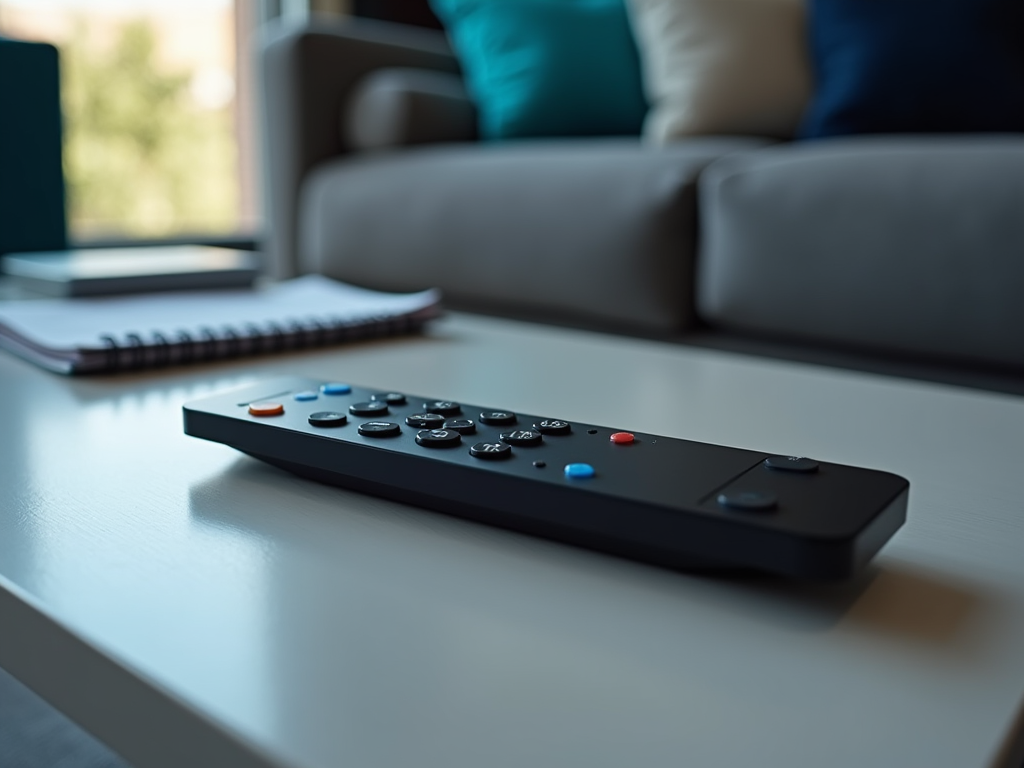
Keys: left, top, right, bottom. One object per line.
{"left": 696, "top": 135, "right": 1024, "bottom": 367}
{"left": 298, "top": 136, "right": 770, "bottom": 332}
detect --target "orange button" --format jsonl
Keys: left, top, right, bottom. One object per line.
{"left": 610, "top": 432, "right": 634, "bottom": 445}
{"left": 249, "top": 401, "right": 284, "bottom": 417}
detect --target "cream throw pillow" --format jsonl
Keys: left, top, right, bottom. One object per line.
{"left": 627, "top": 0, "right": 811, "bottom": 141}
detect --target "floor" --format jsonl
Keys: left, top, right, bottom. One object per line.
{"left": 0, "top": 668, "right": 130, "bottom": 768}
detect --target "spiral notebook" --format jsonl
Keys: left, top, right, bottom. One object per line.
{"left": 0, "top": 275, "right": 442, "bottom": 374}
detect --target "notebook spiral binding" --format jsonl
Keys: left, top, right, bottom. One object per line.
{"left": 96, "top": 312, "right": 427, "bottom": 371}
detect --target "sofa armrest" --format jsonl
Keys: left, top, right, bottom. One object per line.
{"left": 260, "top": 16, "right": 459, "bottom": 278}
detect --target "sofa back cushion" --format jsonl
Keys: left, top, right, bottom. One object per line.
{"left": 697, "top": 136, "right": 1024, "bottom": 367}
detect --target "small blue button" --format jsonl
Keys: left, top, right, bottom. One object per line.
{"left": 321, "top": 382, "right": 352, "bottom": 395}
{"left": 564, "top": 463, "right": 595, "bottom": 479}
{"left": 294, "top": 390, "right": 319, "bottom": 401}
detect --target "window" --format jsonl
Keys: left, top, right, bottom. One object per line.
{"left": 0, "top": 0, "right": 260, "bottom": 242}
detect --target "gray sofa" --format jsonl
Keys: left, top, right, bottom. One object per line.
{"left": 261, "top": 16, "right": 1024, "bottom": 370}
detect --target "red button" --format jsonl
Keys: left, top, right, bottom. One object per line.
{"left": 610, "top": 432, "right": 634, "bottom": 445}
{"left": 249, "top": 401, "right": 284, "bottom": 417}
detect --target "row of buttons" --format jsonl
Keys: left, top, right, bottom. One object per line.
{"left": 247, "top": 386, "right": 815, "bottom": 498}
{"left": 297, "top": 383, "right": 405, "bottom": 400}
{"left": 249, "top": 396, "right": 578, "bottom": 436}
{"left": 244, "top": 388, "right": 638, "bottom": 478}
{"left": 288, "top": 386, "right": 574, "bottom": 430}
{"left": 253, "top": 401, "right": 635, "bottom": 450}
{"left": 347, "top": 420, "right": 597, "bottom": 477}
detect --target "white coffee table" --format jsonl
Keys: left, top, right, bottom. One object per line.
{"left": 1, "top": 312, "right": 1023, "bottom": 768}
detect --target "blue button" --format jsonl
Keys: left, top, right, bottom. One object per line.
{"left": 564, "top": 463, "right": 595, "bottom": 479}
{"left": 294, "top": 390, "right": 319, "bottom": 401}
{"left": 321, "top": 383, "right": 352, "bottom": 395}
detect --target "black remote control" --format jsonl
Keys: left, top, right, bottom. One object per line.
{"left": 183, "top": 377, "right": 908, "bottom": 580}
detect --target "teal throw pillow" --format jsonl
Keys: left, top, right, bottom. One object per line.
{"left": 429, "top": 0, "right": 648, "bottom": 140}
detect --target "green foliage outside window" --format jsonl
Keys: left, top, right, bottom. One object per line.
{"left": 61, "top": 20, "right": 238, "bottom": 238}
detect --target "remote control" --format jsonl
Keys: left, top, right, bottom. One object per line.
{"left": 183, "top": 377, "right": 908, "bottom": 580}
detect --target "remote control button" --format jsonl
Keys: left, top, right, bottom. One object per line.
{"left": 321, "top": 383, "right": 352, "bottom": 395}
{"left": 416, "top": 429, "right": 462, "bottom": 448}
{"left": 293, "top": 390, "right": 319, "bottom": 401}
{"left": 717, "top": 491, "right": 778, "bottom": 511}
{"left": 248, "top": 402, "right": 284, "bottom": 417}
{"left": 358, "top": 421, "right": 401, "bottom": 437}
{"left": 535, "top": 419, "right": 571, "bottom": 435}
{"left": 350, "top": 401, "right": 389, "bottom": 417}
{"left": 424, "top": 400, "right": 461, "bottom": 416}
{"left": 479, "top": 411, "right": 517, "bottom": 426}
{"left": 564, "top": 463, "right": 595, "bottom": 479}
{"left": 610, "top": 432, "right": 634, "bottom": 445}
{"left": 500, "top": 429, "right": 543, "bottom": 447}
{"left": 470, "top": 441, "right": 512, "bottom": 460}
{"left": 308, "top": 411, "right": 347, "bottom": 428}
{"left": 407, "top": 413, "right": 445, "bottom": 428}
{"left": 443, "top": 418, "right": 476, "bottom": 434}
{"left": 764, "top": 456, "right": 819, "bottom": 473}
{"left": 371, "top": 392, "right": 406, "bottom": 406}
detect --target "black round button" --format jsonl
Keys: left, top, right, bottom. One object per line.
{"left": 406, "top": 413, "right": 445, "bottom": 428}
{"left": 479, "top": 411, "right": 517, "bottom": 426}
{"left": 764, "top": 455, "right": 819, "bottom": 473}
{"left": 500, "top": 429, "right": 543, "bottom": 447}
{"left": 308, "top": 411, "right": 347, "bottom": 428}
{"left": 535, "top": 419, "right": 571, "bottom": 435}
{"left": 469, "top": 441, "right": 513, "bottom": 460}
{"left": 443, "top": 418, "right": 476, "bottom": 435}
{"left": 371, "top": 392, "right": 407, "bottom": 406}
{"left": 415, "top": 429, "right": 462, "bottom": 448}
{"left": 424, "top": 400, "right": 461, "bottom": 416}
{"left": 358, "top": 421, "right": 401, "bottom": 437}
{"left": 716, "top": 490, "right": 778, "bottom": 511}
{"left": 350, "top": 401, "right": 388, "bottom": 417}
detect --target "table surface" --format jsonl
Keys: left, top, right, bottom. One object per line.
{"left": 2, "top": 312, "right": 1024, "bottom": 768}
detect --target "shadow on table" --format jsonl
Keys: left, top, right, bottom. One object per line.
{"left": 183, "top": 459, "right": 1003, "bottom": 767}
{"left": 187, "top": 456, "right": 989, "bottom": 653}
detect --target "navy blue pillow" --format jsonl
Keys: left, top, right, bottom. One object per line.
{"left": 800, "top": 0, "right": 1024, "bottom": 138}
